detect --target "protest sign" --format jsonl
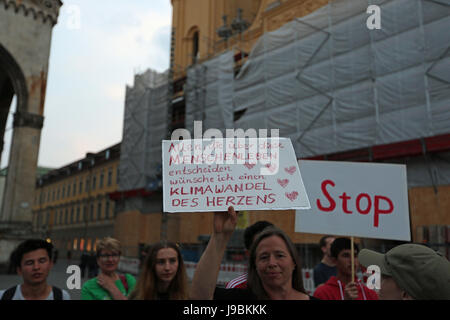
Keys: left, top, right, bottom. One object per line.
{"left": 295, "top": 160, "right": 410, "bottom": 241}
{"left": 162, "top": 138, "right": 310, "bottom": 212}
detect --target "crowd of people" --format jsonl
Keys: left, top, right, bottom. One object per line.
{"left": 1, "top": 206, "right": 449, "bottom": 300}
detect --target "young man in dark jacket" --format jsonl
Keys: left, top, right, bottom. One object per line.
{"left": 313, "top": 235, "right": 336, "bottom": 287}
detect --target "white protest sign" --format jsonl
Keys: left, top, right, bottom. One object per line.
{"left": 162, "top": 138, "right": 310, "bottom": 212}
{"left": 295, "top": 160, "right": 410, "bottom": 241}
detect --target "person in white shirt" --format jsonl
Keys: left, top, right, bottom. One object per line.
{"left": 0, "top": 239, "right": 70, "bottom": 300}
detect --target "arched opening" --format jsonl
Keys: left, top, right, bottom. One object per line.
{"left": 192, "top": 31, "right": 199, "bottom": 64}
{"left": 185, "top": 26, "right": 200, "bottom": 67}
{"left": 0, "top": 45, "right": 28, "bottom": 167}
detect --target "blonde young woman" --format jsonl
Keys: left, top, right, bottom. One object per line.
{"left": 81, "top": 237, "right": 136, "bottom": 300}
{"left": 129, "top": 241, "right": 188, "bottom": 300}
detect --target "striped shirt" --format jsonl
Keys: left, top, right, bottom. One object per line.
{"left": 225, "top": 273, "right": 248, "bottom": 289}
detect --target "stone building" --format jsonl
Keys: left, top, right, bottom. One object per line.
{"left": 32, "top": 143, "right": 120, "bottom": 260}
{"left": 0, "top": 0, "right": 62, "bottom": 269}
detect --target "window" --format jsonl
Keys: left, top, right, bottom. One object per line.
{"left": 70, "top": 207, "right": 74, "bottom": 224}
{"left": 73, "top": 182, "right": 76, "bottom": 196}
{"left": 99, "top": 171, "right": 104, "bottom": 188}
{"left": 33, "top": 213, "right": 37, "bottom": 230}
{"left": 37, "top": 213, "right": 42, "bottom": 229}
{"left": 62, "top": 186, "right": 65, "bottom": 199}
{"left": 57, "top": 188, "right": 60, "bottom": 200}
{"left": 73, "top": 238, "right": 78, "bottom": 250}
{"left": 76, "top": 206, "right": 80, "bottom": 222}
{"left": 79, "top": 238, "right": 85, "bottom": 251}
{"left": 92, "top": 175, "right": 96, "bottom": 190}
{"left": 97, "top": 202, "right": 102, "bottom": 220}
{"left": 67, "top": 184, "right": 71, "bottom": 198}
{"left": 47, "top": 190, "right": 50, "bottom": 202}
{"left": 107, "top": 168, "right": 112, "bottom": 186}
{"left": 59, "top": 210, "right": 63, "bottom": 225}
{"left": 116, "top": 167, "right": 120, "bottom": 184}
{"left": 105, "top": 150, "right": 110, "bottom": 160}
{"left": 192, "top": 31, "right": 199, "bottom": 64}
{"left": 85, "top": 177, "right": 90, "bottom": 192}
{"left": 90, "top": 204, "right": 94, "bottom": 221}
{"left": 79, "top": 181, "right": 83, "bottom": 194}
{"left": 105, "top": 200, "right": 110, "bottom": 219}
{"left": 65, "top": 209, "right": 68, "bottom": 224}
{"left": 83, "top": 205, "right": 87, "bottom": 222}
{"left": 93, "top": 238, "right": 99, "bottom": 252}
{"left": 52, "top": 190, "right": 55, "bottom": 202}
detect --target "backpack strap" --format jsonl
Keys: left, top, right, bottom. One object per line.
{"left": 119, "top": 274, "right": 128, "bottom": 294}
{"left": 1, "top": 286, "right": 63, "bottom": 300}
{"left": 1, "top": 286, "right": 17, "bottom": 300}
{"left": 52, "top": 286, "right": 63, "bottom": 300}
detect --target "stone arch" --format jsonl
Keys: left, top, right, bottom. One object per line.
{"left": 185, "top": 26, "right": 200, "bottom": 66}
{"left": 0, "top": 44, "right": 28, "bottom": 159}
{"left": 0, "top": 43, "right": 28, "bottom": 112}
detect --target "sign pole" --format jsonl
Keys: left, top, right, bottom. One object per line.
{"left": 351, "top": 236, "right": 355, "bottom": 282}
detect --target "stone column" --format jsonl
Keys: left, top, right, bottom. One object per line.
{"left": 0, "top": 111, "right": 43, "bottom": 225}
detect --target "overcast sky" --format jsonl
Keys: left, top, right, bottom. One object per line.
{"left": 1, "top": 0, "right": 172, "bottom": 169}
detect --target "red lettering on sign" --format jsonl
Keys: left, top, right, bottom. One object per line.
{"left": 374, "top": 195, "right": 394, "bottom": 227}
{"left": 356, "top": 193, "right": 371, "bottom": 215}
{"left": 315, "top": 180, "right": 395, "bottom": 228}
{"left": 339, "top": 192, "right": 352, "bottom": 214}
{"left": 317, "top": 180, "right": 336, "bottom": 212}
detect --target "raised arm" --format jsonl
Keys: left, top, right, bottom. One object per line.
{"left": 190, "top": 206, "right": 237, "bottom": 300}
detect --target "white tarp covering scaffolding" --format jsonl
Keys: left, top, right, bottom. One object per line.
{"left": 185, "top": 51, "right": 235, "bottom": 135}
{"left": 184, "top": 0, "right": 450, "bottom": 187}
{"left": 119, "top": 70, "right": 168, "bottom": 191}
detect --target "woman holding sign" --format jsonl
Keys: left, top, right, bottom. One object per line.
{"left": 190, "top": 207, "right": 317, "bottom": 300}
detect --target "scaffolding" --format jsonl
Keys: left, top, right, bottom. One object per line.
{"left": 184, "top": 0, "right": 450, "bottom": 187}
{"left": 185, "top": 50, "right": 235, "bottom": 135}
{"left": 119, "top": 70, "right": 168, "bottom": 192}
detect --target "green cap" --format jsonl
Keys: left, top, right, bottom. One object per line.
{"left": 358, "top": 244, "right": 450, "bottom": 300}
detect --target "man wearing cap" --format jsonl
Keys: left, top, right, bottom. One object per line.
{"left": 358, "top": 243, "right": 450, "bottom": 300}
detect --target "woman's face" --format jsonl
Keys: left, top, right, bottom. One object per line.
{"left": 254, "top": 235, "right": 296, "bottom": 290}
{"left": 154, "top": 248, "right": 179, "bottom": 285}
{"left": 97, "top": 249, "right": 120, "bottom": 274}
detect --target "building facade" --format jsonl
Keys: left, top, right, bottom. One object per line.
{"left": 113, "top": 0, "right": 450, "bottom": 264}
{"left": 32, "top": 143, "right": 120, "bottom": 260}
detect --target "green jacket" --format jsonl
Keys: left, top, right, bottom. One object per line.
{"left": 81, "top": 273, "right": 136, "bottom": 300}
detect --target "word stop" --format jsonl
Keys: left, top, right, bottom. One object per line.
{"left": 316, "top": 179, "right": 394, "bottom": 227}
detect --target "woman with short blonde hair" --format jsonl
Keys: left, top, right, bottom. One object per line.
{"left": 81, "top": 237, "right": 136, "bottom": 300}
{"left": 96, "top": 237, "right": 121, "bottom": 256}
